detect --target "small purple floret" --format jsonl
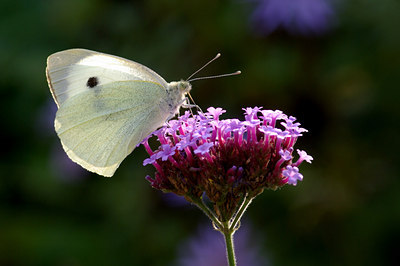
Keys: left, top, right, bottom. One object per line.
{"left": 159, "top": 144, "right": 176, "bottom": 161}
{"left": 279, "top": 149, "right": 293, "bottom": 161}
{"left": 294, "top": 149, "right": 314, "bottom": 166}
{"left": 194, "top": 142, "right": 214, "bottom": 155}
{"left": 143, "top": 157, "right": 155, "bottom": 166}
{"left": 206, "top": 107, "right": 226, "bottom": 120}
{"left": 283, "top": 166, "right": 303, "bottom": 186}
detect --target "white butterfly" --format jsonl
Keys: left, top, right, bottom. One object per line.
{"left": 46, "top": 49, "right": 192, "bottom": 177}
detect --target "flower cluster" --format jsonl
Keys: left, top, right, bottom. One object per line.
{"left": 142, "top": 107, "right": 312, "bottom": 221}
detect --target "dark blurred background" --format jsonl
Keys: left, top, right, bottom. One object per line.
{"left": 1, "top": 0, "right": 399, "bottom": 265}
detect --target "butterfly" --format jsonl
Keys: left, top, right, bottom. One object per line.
{"left": 46, "top": 49, "right": 239, "bottom": 177}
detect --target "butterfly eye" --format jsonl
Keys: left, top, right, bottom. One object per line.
{"left": 178, "top": 81, "right": 191, "bottom": 93}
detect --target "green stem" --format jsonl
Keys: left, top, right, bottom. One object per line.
{"left": 222, "top": 221, "right": 236, "bottom": 266}
{"left": 230, "top": 195, "right": 252, "bottom": 231}
{"left": 190, "top": 196, "right": 223, "bottom": 230}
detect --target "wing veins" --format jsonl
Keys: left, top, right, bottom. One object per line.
{"left": 58, "top": 104, "right": 147, "bottom": 134}
{"left": 104, "top": 111, "right": 151, "bottom": 166}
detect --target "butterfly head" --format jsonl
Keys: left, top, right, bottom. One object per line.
{"left": 173, "top": 80, "right": 192, "bottom": 93}
{"left": 165, "top": 80, "right": 192, "bottom": 113}
{"left": 167, "top": 80, "right": 192, "bottom": 98}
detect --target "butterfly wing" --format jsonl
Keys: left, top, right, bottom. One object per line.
{"left": 46, "top": 48, "right": 168, "bottom": 107}
{"left": 55, "top": 80, "right": 170, "bottom": 177}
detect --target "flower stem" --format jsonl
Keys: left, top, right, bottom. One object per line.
{"left": 230, "top": 195, "right": 252, "bottom": 231}
{"left": 222, "top": 221, "right": 236, "bottom": 266}
{"left": 190, "top": 196, "right": 223, "bottom": 230}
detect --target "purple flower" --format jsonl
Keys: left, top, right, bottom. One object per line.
{"left": 248, "top": 0, "right": 336, "bottom": 36}
{"left": 159, "top": 144, "right": 177, "bottom": 161}
{"left": 176, "top": 222, "right": 268, "bottom": 266}
{"left": 260, "top": 110, "right": 286, "bottom": 127}
{"left": 294, "top": 149, "right": 314, "bottom": 166}
{"left": 176, "top": 135, "right": 193, "bottom": 150}
{"left": 282, "top": 165, "right": 303, "bottom": 186}
{"left": 194, "top": 142, "right": 214, "bottom": 155}
{"left": 206, "top": 107, "right": 226, "bottom": 120}
{"left": 243, "top": 106, "right": 262, "bottom": 120}
{"left": 142, "top": 107, "right": 312, "bottom": 221}
{"left": 279, "top": 149, "right": 293, "bottom": 161}
{"left": 143, "top": 154, "right": 157, "bottom": 166}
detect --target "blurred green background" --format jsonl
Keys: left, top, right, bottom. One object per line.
{"left": 1, "top": 0, "right": 399, "bottom": 265}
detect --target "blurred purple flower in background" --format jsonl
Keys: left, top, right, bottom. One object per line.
{"left": 49, "top": 145, "right": 87, "bottom": 182}
{"left": 35, "top": 100, "right": 58, "bottom": 137}
{"left": 248, "top": 0, "right": 336, "bottom": 36}
{"left": 161, "top": 192, "right": 191, "bottom": 207}
{"left": 177, "top": 222, "right": 268, "bottom": 266}
{"left": 36, "top": 100, "right": 86, "bottom": 182}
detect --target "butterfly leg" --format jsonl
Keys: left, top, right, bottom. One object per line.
{"left": 181, "top": 96, "right": 203, "bottom": 113}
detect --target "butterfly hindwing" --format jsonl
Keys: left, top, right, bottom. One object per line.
{"left": 55, "top": 80, "right": 169, "bottom": 177}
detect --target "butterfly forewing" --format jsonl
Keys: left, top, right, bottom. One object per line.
{"left": 46, "top": 49, "right": 168, "bottom": 106}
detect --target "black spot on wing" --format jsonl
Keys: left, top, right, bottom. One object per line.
{"left": 87, "top": 77, "right": 99, "bottom": 88}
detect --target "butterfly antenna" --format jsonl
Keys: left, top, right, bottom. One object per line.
{"left": 188, "top": 71, "right": 241, "bottom": 82}
{"left": 186, "top": 53, "right": 221, "bottom": 81}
